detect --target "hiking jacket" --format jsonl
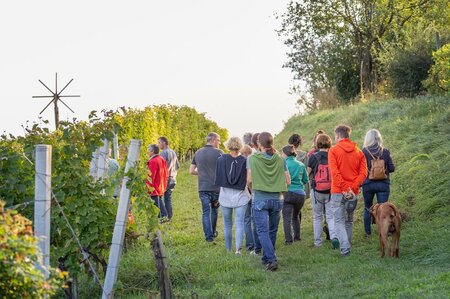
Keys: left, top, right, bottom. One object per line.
{"left": 328, "top": 138, "right": 367, "bottom": 195}
{"left": 285, "top": 156, "right": 308, "bottom": 193}
{"left": 147, "top": 155, "right": 169, "bottom": 196}
{"left": 215, "top": 154, "right": 247, "bottom": 191}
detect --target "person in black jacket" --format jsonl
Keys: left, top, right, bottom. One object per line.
{"left": 362, "top": 129, "right": 395, "bottom": 236}
{"left": 215, "top": 137, "right": 250, "bottom": 254}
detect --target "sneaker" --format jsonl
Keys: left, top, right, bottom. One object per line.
{"left": 235, "top": 250, "right": 242, "bottom": 256}
{"left": 158, "top": 217, "right": 170, "bottom": 224}
{"left": 249, "top": 250, "right": 259, "bottom": 256}
{"left": 213, "top": 231, "right": 218, "bottom": 238}
{"left": 266, "top": 261, "right": 278, "bottom": 271}
{"left": 285, "top": 241, "right": 293, "bottom": 245}
{"left": 331, "top": 238, "right": 340, "bottom": 250}
{"left": 341, "top": 251, "right": 350, "bottom": 257}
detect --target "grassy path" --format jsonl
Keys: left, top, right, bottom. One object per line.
{"left": 116, "top": 163, "right": 450, "bottom": 298}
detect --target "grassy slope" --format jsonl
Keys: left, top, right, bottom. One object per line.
{"left": 114, "top": 95, "right": 450, "bottom": 298}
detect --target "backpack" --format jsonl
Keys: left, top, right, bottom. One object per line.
{"left": 313, "top": 152, "right": 331, "bottom": 193}
{"left": 367, "top": 149, "right": 387, "bottom": 180}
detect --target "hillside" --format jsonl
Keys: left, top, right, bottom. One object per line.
{"left": 106, "top": 95, "right": 450, "bottom": 298}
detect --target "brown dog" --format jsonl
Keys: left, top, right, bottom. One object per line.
{"left": 370, "top": 202, "right": 402, "bottom": 258}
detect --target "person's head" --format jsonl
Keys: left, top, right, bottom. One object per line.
{"left": 157, "top": 136, "right": 169, "bottom": 150}
{"left": 251, "top": 133, "right": 260, "bottom": 149}
{"left": 334, "top": 125, "right": 351, "bottom": 142}
{"left": 240, "top": 144, "right": 253, "bottom": 157}
{"left": 288, "top": 133, "right": 302, "bottom": 149}
{"left": 363, "top": 129, "right": 384, "bottom": 149}
{"left": 242, "top": 132, "right": 253, "bottom": 146}
{"left": 282, "top": 144, "right": 297, "bottom": 158}
{"left": 258, "top": 132, "right": 275, "bottom": 155}
{"left": 147, "top": 144, "right": 159, "bottom": 157}
{"left": 312, "top": 129, "right": 325, "bottom": 149}
{"left": 315, "top": 134, "right": 332, "bottom": 150}
{"left": 225, "top": 136, "right": 243, "bottom": 152}
{"left": 206, "top": 132, "right": 221, "bottom": 148}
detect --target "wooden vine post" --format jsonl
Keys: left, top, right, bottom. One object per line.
{"left": 152, "top": 230, "right": 173, "bottom": 299}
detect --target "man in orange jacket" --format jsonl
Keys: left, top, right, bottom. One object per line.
{"left": 328, "top": 125, "right": 367, "bottom": 256}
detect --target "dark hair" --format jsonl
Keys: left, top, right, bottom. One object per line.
{"left": 206, "top": 132, "right": 220, "bottom": 143}
{"left": 258, "top": 132, "right": 275, "bottom": 155}
{"left": 334, "top": 125, "right": 351, "bottom": 139}
{"left": 282, "top": 145, "right": 297, "bottom": 157}
{"left": 251, "top": 133, "right": 260, "bottom": 148}
{"left": 158, "top": 136, "right": 169, "bottom": 145}
{"left": 316, "top": 134, "right": 332, "bottom": 149}
{"left": 148, "top": 144, "right": 160, "bottom": 154}
{"left": 288, "top": 133, "right": 302, "bottom": 148}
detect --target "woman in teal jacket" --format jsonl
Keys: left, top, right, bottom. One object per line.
{"left": 281, "top": 145, "right": 309, "bottom": 244}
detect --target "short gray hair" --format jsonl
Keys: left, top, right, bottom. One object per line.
{"left": 363, "top": 129, "right": 383, "bottom": 149}
{"left": 242, "top": 132, "right": 253, "bottom": 145}
{"left": 206, "top": 132, "right": 220, "bottom": 143}
{"left": 147, "top": 144, "right": 159, "bottom": 154}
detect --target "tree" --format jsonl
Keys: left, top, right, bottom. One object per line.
{"left": 278, "top": 0, "right": 435, "bottom": 105}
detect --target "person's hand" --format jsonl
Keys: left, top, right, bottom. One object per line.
{"left": 343, "top": 189, "right": 355, "bottom": 200}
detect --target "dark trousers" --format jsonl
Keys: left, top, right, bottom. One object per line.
{"left": 362, "top": 181, "right": 390, "bottom": 235}
{"left": 282, "top": 191, "right": 306, "bottom": 243}
{"left": 164, "top": 177, "right": 176, "bottom": 219}
{"left": 151, "top": 195, "right": 167, "bottom": 218}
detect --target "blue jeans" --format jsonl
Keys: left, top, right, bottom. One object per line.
{"left": 151, "top": 195, "right": 167, "bottom": 218}
{"left": 362, "top": 181, "right": 390, "bottom": 235}
{"left": 199, "top": 191, "right": 219, "bottom": 242}
{"left": 222, "top": 205, "right": 247, "bottom": 251}
{"left": 244, "top": 200, "right": 261, "bottom": 252}
{"left": 253, "top": 198, "right": 283, "bottom": 264}
{"left": 164, "top": 177, "right": 176, "bottom": 219}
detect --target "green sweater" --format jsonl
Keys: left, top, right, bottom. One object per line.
{"left": 249, "top": 152, "right": 287, "bottom": 193}
{"left": 285, "top": 156, "right": 309, "bottom": 192}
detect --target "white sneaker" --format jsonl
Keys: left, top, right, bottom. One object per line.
{"left": 235, "top": 250, "right": 242, "bottom": 256}
{"left": 249, "top": 250, "right": 258, "bottom": 256}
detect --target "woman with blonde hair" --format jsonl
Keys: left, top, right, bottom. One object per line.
{"left": 362, "top": 129, "right": 395, "bottom": 236}
{"left": 215, "top": 137, "right": 250, "bottom": 254}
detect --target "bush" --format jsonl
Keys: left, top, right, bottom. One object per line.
{"left": 388, "top": 48, "right": 433, "bottom": 97}
{"left": 0, "top": 201, "right": 66, "bottom": 298}
{"left": 424, "top": 43, "right": 450, "bottom": 93}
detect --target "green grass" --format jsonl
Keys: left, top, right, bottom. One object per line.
{"left": 111, "top": 95, "right": 450, "bottom": 298}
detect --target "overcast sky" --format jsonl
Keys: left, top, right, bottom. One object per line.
{"left": 0, "top": 0, "right": 298, "bottom": 140}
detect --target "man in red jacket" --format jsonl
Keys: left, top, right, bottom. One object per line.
{"left": 147, "top": 144, "right": 169, "bottom": 221}
{"left": 328, "top": 125, "right": 367, "bottom": 256}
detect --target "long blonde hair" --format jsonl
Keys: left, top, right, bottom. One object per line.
{"left": 363, "top": 129, "right": 384, "bottom": 149}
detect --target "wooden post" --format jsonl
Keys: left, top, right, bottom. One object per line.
{"left": 34, "top": 144, "right": 52, "bottom": 278}
{"left": 152, "top": 230, "right": 173, "bottom": 299}
{"left": 103, "top": 139, "right": 141, "bottom": 299}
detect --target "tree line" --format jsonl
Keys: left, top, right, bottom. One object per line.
{"left": 277, "top": 0, "right": 450, "bottom": 110}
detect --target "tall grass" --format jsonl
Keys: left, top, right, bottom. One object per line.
{"left": 111, "top": 95, "right": 450, "bottom": 298}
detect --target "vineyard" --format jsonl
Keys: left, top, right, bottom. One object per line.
{"left": 0, "top": 105, "right": 228, "bottom": 298}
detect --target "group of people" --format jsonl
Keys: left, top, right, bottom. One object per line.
{"left": 187, "top": 125, "right": 395, "bottom": 271}
{"left": 146, "top": 137, "right": 180, "bottom": 222}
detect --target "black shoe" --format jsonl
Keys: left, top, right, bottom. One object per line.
{"left": 213, "top": 231, "right": 218, "bottom": 238}
{"left": 266, "top": 261, "right": 278, "bottom": 271}
{"left": 285, "top": 241, "right": 293, "bottom": 245}
{"left": 294, "top": 237, "right": 301, "bottom": 242}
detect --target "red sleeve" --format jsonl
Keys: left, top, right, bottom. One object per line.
{"left": 352, "top": 150, "right": 368, "bottom": 192}
{"left": 329, "top": 147, "right": 350, "bottom": 192}
{"left": 148, "top": 159, "right": 157, "bottom": 188}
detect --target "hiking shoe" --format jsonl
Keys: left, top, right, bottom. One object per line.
{"left": 266, "top": 261, "right": 278, "bottom": 271}
{"left": 341, "top": 251, "right": 350, "bottom": 257}
{"left": 285, "top": 241, "right": 293, "bottom": 245}
{"left": 331, "top": 238, "right": 340, "bottom": 250}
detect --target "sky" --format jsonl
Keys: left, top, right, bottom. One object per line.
{"left": 0, "top": 0, "right": 299, "bottom": 139}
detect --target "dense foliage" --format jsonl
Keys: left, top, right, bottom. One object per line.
{"left": 0, "top": 104, "right": 227, "bottom": 294}
{"left": 278, "top": 0, "right": 450, "bottom": 109}
{"left": 0, "top": 201, "right": 65, "bottom": 298}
